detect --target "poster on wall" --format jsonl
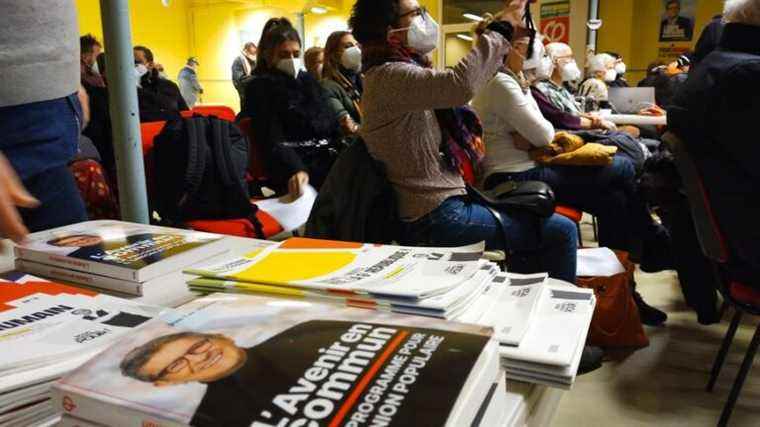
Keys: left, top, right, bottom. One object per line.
{"left": 659, "top": 0, "right": 696, "bottom": 42}
{"left": 540, "top": 0, "right": 571, "bottom": 44}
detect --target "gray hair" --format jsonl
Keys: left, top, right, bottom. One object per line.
{"left": 724, "top": 0, "right": 760, "bottom": 26}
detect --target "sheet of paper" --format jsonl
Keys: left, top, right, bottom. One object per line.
{"left": 577, "top": 247, "right": 625, "bottom": 277}
{"left": 254, "top": 185, "right": 318, "bottom": 232}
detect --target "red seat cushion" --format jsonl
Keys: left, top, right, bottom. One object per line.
{"left": 191, "top": 105, "right": 236, "bottom": 122}
{"left": 729, "top": 282, "right": 760, "bottom": 307}
{"left": 187, "top": 210, "right": 284, "bottom": 240}
{"left": 555, "top": 205, "right": 583, "bottom": 223}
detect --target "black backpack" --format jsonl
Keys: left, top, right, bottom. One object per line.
{"left": 153, "top": 116, "right": 252, "bottom": 224}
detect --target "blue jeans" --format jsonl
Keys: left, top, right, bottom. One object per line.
{"left": 18, "top": 165, "right": 87, "bottom": 232}
{"left": 399, "top": 197, "right": 577, "bottom": 283}
{"left": 486, "top": 156, "right": 655, "bottom": 252}
{"left": 0, "top": 94, "right": 87, "bottom": 231}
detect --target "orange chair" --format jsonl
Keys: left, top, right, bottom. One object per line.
{"left": 555, "top": 204, "right": 585, "bottom": 245}
{"left": 191, "top": 105, "right": 236, "bottom": 122}
{"left": 237, "top": 117, "right": 269, "bottom": 183}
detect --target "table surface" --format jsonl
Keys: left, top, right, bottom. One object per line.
{"left": 603, "top": 113, "right": 667, "bottom": 126}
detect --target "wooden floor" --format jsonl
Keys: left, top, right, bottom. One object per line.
{"left": 554, "top": 221, "right": 760, "bottom": 427}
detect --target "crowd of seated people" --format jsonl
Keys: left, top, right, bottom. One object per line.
{"left": 6, "top": 0, "right": 760, "bottom": 340}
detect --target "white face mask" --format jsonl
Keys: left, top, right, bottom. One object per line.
{"left": 604, "top": 68, "right": 617, "bottom": 82}
{"left": 341, "top": 46, "right": 362, "bottom": 72}
{"left": 91, "top": 61, "right": 100, "bottom": 75}
{"left": 134, "top": 64, "right": 148, "bottom": 87}
{"left": 391, "top": 13, "right": 439, "bottom": 55}
{"left": 535, "top": 56, "right": 555, "bottom": 80}
{"left": 561, "top": 61, "right": 581, "bottom": 82}
{"left": 614, "top": 62, "right": 627, "bottom": 76}
{"left": 276, "top": 57, "right": 305, "bottom": 79}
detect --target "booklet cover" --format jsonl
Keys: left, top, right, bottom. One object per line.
{"left": 54, "top": 295, "right": 494, "bottom": 427}
{"left": 187, "top": 262, "right": 499, "bottom": 319}
{"left": 499, "top": 286, "right": 595, "bottom": 367}
{"left": 0, "top": 273, "right": 165, "bottom": 376}
{"left": 186, "top": 238, "right": 482, "bottom": 300}
{"left": 16, "top": 221, "right": 225, "bottom": 282}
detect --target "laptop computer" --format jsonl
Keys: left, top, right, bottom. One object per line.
{"left": 608, "top": 87, "right": 656, "bottom": 114}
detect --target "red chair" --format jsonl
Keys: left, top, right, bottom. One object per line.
{"left": 555, "top": 204, "right": 584, "bottom": 245}
{"left": 666, "top": 132, "right": 760, "bottom": 427}
{"left": 237, "top": 117, "right": 269, "bottom": 183}
{"left": 191, "top": 105, "right": 236, "bottom": 122}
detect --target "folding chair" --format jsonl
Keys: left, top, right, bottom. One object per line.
{"left": 190, "top": 105, "right": 236, "bottom": 122}
{"left": 665, "top": 132, "right": 760, "bottom": 427}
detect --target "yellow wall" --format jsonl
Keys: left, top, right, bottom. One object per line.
{"left": 598, "top": 0, "right": 724, "bottom": 83}
{"left": 75, "top": 0, "right": 192, "bottom": 85}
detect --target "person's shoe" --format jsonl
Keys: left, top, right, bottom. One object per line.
{"left": 633, "top": 291, "right": 668, "bottom": 326}
{"left": 640, "top": 224, "right": 674, "bottom": 273}
{"left": 577, "top": 345, "right": 604, "bottom": 375}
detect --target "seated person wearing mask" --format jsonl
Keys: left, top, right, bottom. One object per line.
{"left": 353, "top": 0, "right": 579, "bottom": 284}
{"left": 669, "top": 0, "right": 760, "bottom": 284}
{"left": 472, "top": 33, "right": 669, "bottom": 324}
{"left": 578, "top": 53, "right": 616, "bottom": 110}
{"left": 243, "top": 18, "right": 339, "bottom": 197}
{"left": 528, "top": 41, "right": 616, "bottom": 132}
{"left": 322, "top": 31, "right": 364, "bottom": 138}
{"left": 134, "top": 45, "right": 189, "bottom": 122}
{"left": 605, "top": 52, "right": 629, "bottom": 87}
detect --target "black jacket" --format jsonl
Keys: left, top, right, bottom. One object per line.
{"left": 243, "top": 70, "right": 339, "bottom": 192}
{"left": 138, "top": 70, "right": 189, "bottom": 123}
{"left": 305, "top": 140, "right": 398, "bottom": 244}
{"left": 668, "top": 23, "right": 760, "bottom": 272}
{"left": 693, "top": 15, "right": 724, "bottom": 64}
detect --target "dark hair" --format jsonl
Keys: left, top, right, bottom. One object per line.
{"left": 120, "top": 332, "right": 214, "bottom": 382}
{"left": 96, "top": 52, "right": 107, "bottom": 75}
{"left": 349, "top": 0, "right": 402, "bottom": 44}
{"left": 323, "top": 31, "right": 352, "bottom": 83}
{"left": 243, "top": 42, "right": 257, "bottom": 51}
{"left": 80, "top": 34, "right": 101, "bottom": 55}
{"left": 254, "top": 18, "right": 302, "bottom": 74}
{"left": 133, "top": 45, "right": 154, "bottom": 63}
{"left": 666, "top": 0, "right": 680, "bottom": 8}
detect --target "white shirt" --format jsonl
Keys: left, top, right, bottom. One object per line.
{"left": 471, "top": 71, "right": 555, "bottom": 178}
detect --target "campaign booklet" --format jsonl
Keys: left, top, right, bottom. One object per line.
{"left": 480, "top": 273, "right": 548, "bottom": 346}
{"left": 186, "top": 238, "right": 483, "bottom": 300}
{"left": 187, "top": 261, "right": 499, "bottom": 319}
{"left": 0, "top": 273, "right": 165, "bottom": 377}
{"left": 499, "top": 285, "right": 595, "bottom": 368}
{"left": 15, "top": 220, "right": 226, "bottom": 283}
{"left": 53, "top": 294, "right": 499, "bottom": 427}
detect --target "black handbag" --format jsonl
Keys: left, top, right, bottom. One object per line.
{"left": 468, "top": 181, "right": 556, "bottom": 218}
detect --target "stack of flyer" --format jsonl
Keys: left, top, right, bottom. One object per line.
{"left": 489, "top": 275, "right": 596, "bottom": 389}
{"left": 185, "top": 237, "right": 497, "bottom": 320}
{"left": 14, "top": 220, "right": 227, "bottom": 306}
{"left": 184, "top": 237, "right": 595, "bottom": 389}
{"left": 0, "top": 273, "right": 164, "bottom": 427}
{"left": 53, "top": 294, "right": 503, "bottom": 427}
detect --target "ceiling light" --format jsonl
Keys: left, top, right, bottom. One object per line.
{"left": 310, "top": 6, "right": 328, "bottom": 14}
{"left": 463, "top": 13, "right": 483, "bottom": 22}
{"left": 457, "top": 34, "right": 474, "bottom": 42}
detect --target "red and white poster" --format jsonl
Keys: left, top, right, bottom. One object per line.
{"left": 540, "top": 0, "right": 571, "bottom": 44}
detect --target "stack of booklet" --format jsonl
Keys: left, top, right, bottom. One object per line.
{"left": 185, "top": 237, "right": 496, "bottom": 320}
{"left": 185, "top": 237, "right": 596, "bottom": 390}
{"left": 489, "top": 275, "right": 596, "bottom": 389}
{"left": 0, "top": 273, "right": 163, "bottom": 427}
{"left": 14, "top": 220, "right": 227, "bottom": 306}
{"left": 53, "top": 294, "right": 503, "bottom": 427}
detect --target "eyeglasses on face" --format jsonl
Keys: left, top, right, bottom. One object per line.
{"left": 157, "top": 338, "right": 214, "bottom": 380}
{"left": 398, "top": 6, "right": 428, "bottom": 21}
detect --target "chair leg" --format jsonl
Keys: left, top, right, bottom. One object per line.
{"left": 708, "top": 310, "right": 744, "bottom": 392}
{"left": 576, "top": 222, "right": 583, "bottom": 247}
{"left": 718, "top": 322, "right": 760, "bottom": 427}
{"left": 592, "top": 215, "right": 598, "bottom": 242}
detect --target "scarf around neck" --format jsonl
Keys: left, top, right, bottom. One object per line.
{"left": 362, "top": 39, "right": 485, "bottom": 181}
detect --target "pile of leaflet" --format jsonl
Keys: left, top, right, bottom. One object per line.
{"left": 53, "top": 294, "right": 504, "bottom": 427}
{"left": 186, "top": 237, "right": 596, "bottom": 390}
{"left": 14, "top": 220, "right": 228, "bottom": 307}
{"left": 0, "top": 273, "right": 164, "bottom": 427}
